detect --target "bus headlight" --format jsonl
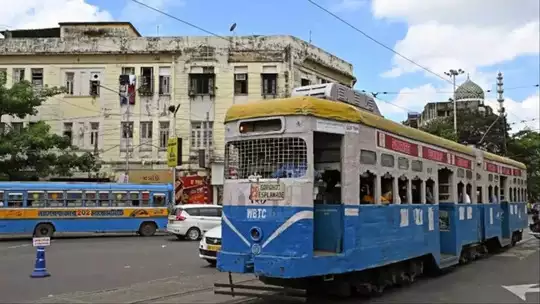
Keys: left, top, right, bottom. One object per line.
{"left": 250, "top": 227, "right": 263, "bottom": 242}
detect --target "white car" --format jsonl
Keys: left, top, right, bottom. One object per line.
{"left": 199, "top": 225, "right": 221, "bottom": 266}
{"left": 167, "top": 204, "right": 222, "bottom": 241}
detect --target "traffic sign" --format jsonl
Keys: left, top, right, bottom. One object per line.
{"left": 32, "top": 237, "right": 51, "bottom": 247}
{"left": 167, "top": 137, "right": 183, "bottom": 168}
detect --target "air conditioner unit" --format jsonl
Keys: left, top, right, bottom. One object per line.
{"left": 90, "top": 72, "right": 101, "bottom": 81}
{"left": 235, "top": 74, "right": 246, "bottom": 81}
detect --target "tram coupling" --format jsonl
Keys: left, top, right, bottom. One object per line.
{"left": 214, "top": 272, "right": 307, "bottom": 303}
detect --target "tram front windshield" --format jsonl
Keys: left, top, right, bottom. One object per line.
{"left": 225, "top": 137, "right": 308, "bottom": 180}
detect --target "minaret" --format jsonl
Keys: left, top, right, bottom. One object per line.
{"left": 497, "top": 72, "right": 507, "bottom": 154}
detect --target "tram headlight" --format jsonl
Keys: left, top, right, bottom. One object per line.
{"left": 250, "top": 227, "right": 263, "bottom": 242}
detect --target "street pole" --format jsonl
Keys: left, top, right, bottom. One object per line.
{"left": 444, "top": 69, "right": 465, "bottom": 138}
{"left": 169, "top": 104, "right": 181, "bottom": 186}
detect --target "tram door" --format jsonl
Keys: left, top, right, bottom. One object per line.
{"left": 313, "top": 131, "right": 344, "bottom": 255}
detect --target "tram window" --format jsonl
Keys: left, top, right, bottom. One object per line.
{"left": 28, "top": 192, "right": 45, "bottom": 207}
{"left": 488, "top": 174, "right": 493, "bottom": 182}
{"left": 411, "top": 160, "right": 423, "bottom": 172}
{"left": 398, "top": 175, "right": 409, "bottom": 204}
{"left": 398, "top": 157, "right": 409, "bottom": 170}
{"left": 360, "top": 150, "right": 377, "bottom": 164}
{"left": 466, "top": 170, "right": 473, "bottom": 180}
{"left": 112, "top": 192, "right": 128, "bottom": 207}
{"left": 141, "top": 192, "right": 150, "bottom": 206}
{"left": 99, "top": 192, "right": 110, "bottom": 206}
{"left": 457, "top": 169, "right": 465, "bottom": 178}
{"left": 411, "top": 178, "right": 422, "bottom": 204}
{"left": 438, "top": 168, "right": 452, "bottom": 202}
{"left": 477, "top": 186, "right": 483, "bottom": 203}
{"left": 7, "top": 193, "right": 23, "bottom": 207}
{"left": 129, "top": 192, "right": 140, "bottom": 206}
{"left": 360, "top": 171, "right": 376, "bottom": 204}
{"left": 66, "top": 192, "right": 83, "bottom": 207}
{"left": 465, "top": 184, "right": 472, "bottom": 203}
{"left": 85, "top": 192, "right": 97, "bottom": 207}
{"left": 381, "top": 154, "right": 394, "bottom": 168}
{"left": 426, "top": 179, "right": 435, "bottom": 204}
{"left": 153, "top": 194, "right": 166, "bottom": 206}
{"left": 47, "top": 192, "right": 63, "bottom": 207}
{"left": 239, "top": 118, "right": 282, "bottom": 133}
{"left": 380, "top": 173, "right": 394, "bottom": 204}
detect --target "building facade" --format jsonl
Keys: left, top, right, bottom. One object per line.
{"left": 0, "top": 22, "right": 355, "bottom": 203}
{"left": 405, "top": 76, "right": 493, "bottom": 128}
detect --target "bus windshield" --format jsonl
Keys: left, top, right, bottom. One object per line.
{"left": 225, "top": 137, "right": 307, "bottom": 179}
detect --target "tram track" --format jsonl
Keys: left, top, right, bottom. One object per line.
{"left": 128, "top": 278, "right": 260, "bottom": 304}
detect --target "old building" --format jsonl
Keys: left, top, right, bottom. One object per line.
{"left": 0, "top": 22, "right": 355, "bottom": 202}
{"left": 405, "top": 76, "right": 493, "bottom": 128}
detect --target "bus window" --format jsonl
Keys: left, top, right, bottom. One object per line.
{"left": 99, "top": 192, "right": 110, "bottom": 206}
{"left": 85, "top": 191, "right": 97, "bottom": 207}
{"left": 129, "top": 192, "right": 140, "bottom": 206}
{"left": 0, "top": 191, "right": 4, "bottom": 207}
{"left": 28, "top": 191, "right": 45, "bottom": 207}
{"left": 66, "top": 191, "right": 83, "bottom": 207}
{"left": 141, "top": 192, "right": 150, "bottom": 206}
{"left": 153, "top": 193, "right": 166, "bottom": 207}
{"left": 7, "top": 193, "right": 24, "bottom": 207}
{"left": 47, "top": 191, "right": 64, "bottom": 207}
{"left": 112, "top": 192, "right": 129, "bottom": 207}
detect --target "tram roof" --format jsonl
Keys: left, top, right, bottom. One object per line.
{"left": 224, "top": 96, "right": 526, "bottom": 170}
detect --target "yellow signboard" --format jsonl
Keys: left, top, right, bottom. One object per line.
{"left": 167, "top": 138, "right": 178, "bottom": 168}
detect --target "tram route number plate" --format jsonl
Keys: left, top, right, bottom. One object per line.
{"left": 32, "top": 237, "right": 51, "bottom": 247}
{"left": 250, "top": 183, "right": 285, "bottom": 200}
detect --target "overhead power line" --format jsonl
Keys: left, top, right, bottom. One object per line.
{"left": 305, "top": 0, "right": 530, "bottom": 122}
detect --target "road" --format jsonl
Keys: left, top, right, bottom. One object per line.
{"left": 0, "top": 234, "right": 254, "bottom": 303}
{"left": 0, "top": 234, "right": 538, "bottom": 303}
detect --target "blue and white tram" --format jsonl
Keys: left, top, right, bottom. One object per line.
{"left": 215, "top": 84, "right": 528, "bottom": 299}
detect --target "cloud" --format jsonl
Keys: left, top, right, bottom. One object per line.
{"left": 331, "top": 0, "right": 366, "bottom": 13}
{"left": 119, "top": 0, "right": 185, "bottom": 30}
{"left": 0, "top": 0, "right": 113, "bottom": 30}
{"left": 485, "top": 94, "right": 540, "bottom": 133}
{"left": 372, "top": 0, "right": 540, "bottom": 78}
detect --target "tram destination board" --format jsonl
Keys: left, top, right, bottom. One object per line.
{"left": 250, "top": 182, "right": 285, "bottom": 200}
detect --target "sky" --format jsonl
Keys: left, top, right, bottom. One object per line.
{"left": 0, "top": 0, "right": 539, "bottom": 133}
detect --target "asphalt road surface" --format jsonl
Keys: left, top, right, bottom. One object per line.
{"left": 0, "top": 234, "right": 538, "bottom": 303}
{"left": 0, "top": 233, "right": 247, "bottom": 303}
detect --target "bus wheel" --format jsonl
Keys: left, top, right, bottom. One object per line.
{"left": 34, "top": 223, "right": 54, "bottom": 237}
{"left": 139, "top": 222, "right": 157, "bottom": 237}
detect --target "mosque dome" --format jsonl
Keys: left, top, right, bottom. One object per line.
{"left": 455, "top": 75, "right": 485, "bottom": 101}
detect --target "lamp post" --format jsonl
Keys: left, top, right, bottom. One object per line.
{"left": 444, "top": 69, "right": 465, "bottom": 136}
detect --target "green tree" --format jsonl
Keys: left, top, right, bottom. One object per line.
{"left": 0, "top": 80, "right": 99, "bottom": 180}
{"left": 419, "top": 108, "right": 510, "bottom": 153}
{"left": 507, "top": 130, "right": 540, "bottom": 202}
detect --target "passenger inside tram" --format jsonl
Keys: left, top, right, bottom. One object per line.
{"left": 381, "top": 175, "right": 394, "bottom": 205}
{"left": 426, "top": 185, "right": 435, "bottom": 204}
{"left": 360, "top": 185, "right": 374, "bottom": 204}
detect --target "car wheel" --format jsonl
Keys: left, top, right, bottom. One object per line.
{"left": 206, "top": 259, "right": 217, "bottom": 267}
{"left": 186, "top": 227, "right": 201, "bottom": 241}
